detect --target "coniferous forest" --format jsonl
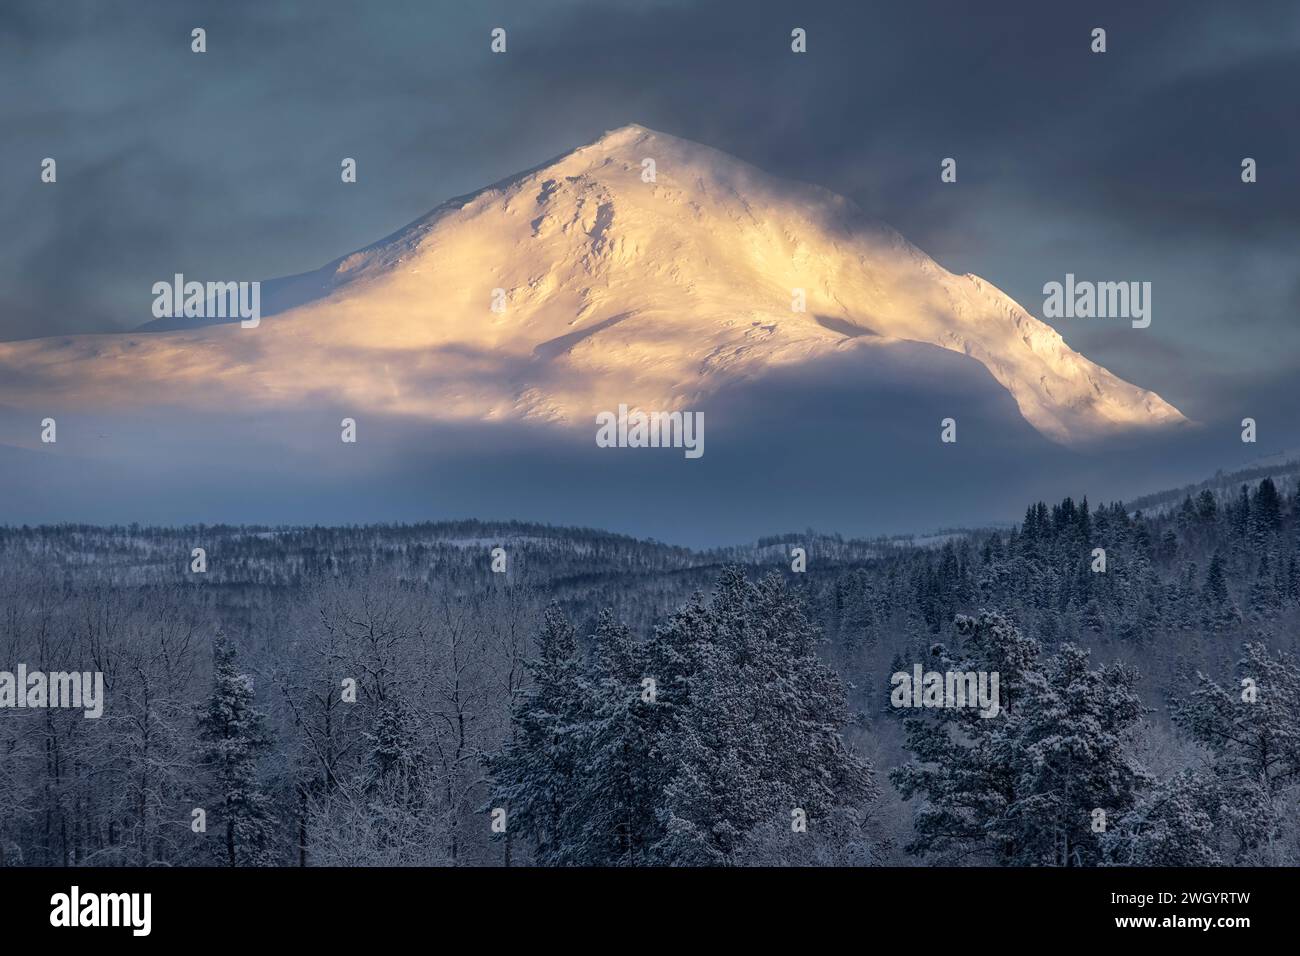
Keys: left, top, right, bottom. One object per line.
{"left": 2, "top": 464, "right": 1299, "bottom": 867}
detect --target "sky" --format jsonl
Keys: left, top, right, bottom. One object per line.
{"left": 1, "top": 0, "right": 1297, "bottom": 541}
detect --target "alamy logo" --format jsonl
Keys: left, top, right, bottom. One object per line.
{"left": 151, "top": 273, "right": 261, "bottom": 328}
{"left": 595, "top": 404, "right": 704, "bottom": 459}
{"left": 1042, "top": 273, "right": 1151, "bottom": 328}
{"left": 50, "top": 886, "right": 151, "bottom": 936}
{"left": 0, "top": 666, "right": 104, "bottom": 718}
{"left": 891, "top": 665, "right": 1001, "bottom": 718}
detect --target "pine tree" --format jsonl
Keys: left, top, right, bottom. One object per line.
{"left": 653, "top": 570, "right": 875, "bottom": 864}
{"left": 891, "top": 611, "right": 1038, "bottom": 864}
{"left": 196, "top": 633, "right": 277, "bottom": 866}
{"left": 572, "top": 610, "right": 661, "bottom": 865}
{"left": 489, "top": 603, "right": 590, "bottom": 865}
{"left": 893, "top": 612, "right": 1146, "bottom": 865}
{"left": 1011, "top": 645, "right": 1147, "bottom": 865}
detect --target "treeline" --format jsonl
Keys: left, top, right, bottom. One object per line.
{"left": 0, "top": 519, "right": 700, "bottom": 589}
{"left": 813, "top": 477, "right": 1300, "bottom": 664}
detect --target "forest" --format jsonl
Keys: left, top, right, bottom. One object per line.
{"left": 1, "top": 462, "right": 1298, "bottom": 867}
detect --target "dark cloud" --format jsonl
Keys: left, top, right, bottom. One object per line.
{"left": 0, "top": 0, "right": 1295, "bottom": 454}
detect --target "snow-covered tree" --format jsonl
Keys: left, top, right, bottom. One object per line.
{"left": 364, "top": 693, "right": 424, "bottom": 802}
{"left": 1171, "top": 641, "right": 1300, "bottom": 864}
{"left": 893, "top": 611, "right": 1146, "bottom": 865}
{"left": 196, "top": 633, "right": 277, "bottom": 866}
{"left": 653, "top": 570, "right": 876, "bottom": 865}
{"left": 489, "top": 604, "right": 589, "bottom": 865}
{"left": 492, "top": 570, "right": 875, "bottom": 866}
{"left": 1201, "top": 551, "right": 1241, "bottom": 630}
{"left": 570, "top": 610, "right": 660, "bottom": 865}
{"left": 1101, "top": 770, "right": 1224, "bottom": 866}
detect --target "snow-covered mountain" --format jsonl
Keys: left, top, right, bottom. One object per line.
{"left": 0, "top": 124, "right": 1184, "bottom": 444}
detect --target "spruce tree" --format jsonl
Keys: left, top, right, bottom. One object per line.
{"left": 1252, "top": 478, "right": 1282, "bottom": 538}
{"left": 1201, "top": 551, "right": 1240, "bottom": 630}
{"left": 1196, "top": 488, "right": 1218, "bottom": 522}
{"left": 196, "top": 633, "right": 277, "bottom": 866}
{"left": 1248, "top": 554, "right": 1281, "bottom": 620}
{"left": 573, "top": 610, "right": 661, "bottom": 865}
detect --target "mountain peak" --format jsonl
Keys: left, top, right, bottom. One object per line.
{"left": 0, "top": 127, "right": 1185, "bottom": 446}
{"left": 594, "top": 122, "right": 657, "bottom": 142}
